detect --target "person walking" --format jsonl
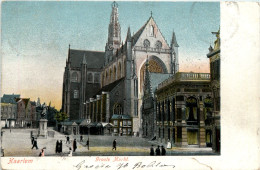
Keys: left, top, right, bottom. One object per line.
{"left": 60, "top": 140, "right": 63, "bottom": 153}
{"left": 86, "top": 139, "right": 89, "bottom": 150}
{"left": 31, "top": 136, "right": 35, "bottom": 145}
{"left": 39, "top": 148, "right": 45, "bottom": 157}
{"left": 161, "top": 145, "right": 166, "bottom": 156}
{"left": 31, "top": 138, "right": 39, "bottom": 150}
{"left": 112, "top": 139, "right": 117, "bottom": 150}
{"left": 80, "top": 135, "right": 83, "bottom": 142}
{"left": 150, "top": 145, "right": 155, "bottom": 156}
{"left": 55, "top": 140, "right": 59, "bottom": 153}
{"left": 155, "top": 145, "right": 160, "bottom": 155}
{"left": 66, "top": 136, "right": 70, "bottom": 144}
{"left": 167, "top": 139, "right": 172, "bottom": 149}
{"left": 73, "top": 139, "right": 77, "bottom": 152}
{"left": 68, "top": 147, "right": 72, "bottom": 157}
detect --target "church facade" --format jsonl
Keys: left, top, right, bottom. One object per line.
{"left": 61, "top": 2, "right": 179, "bottom": 136}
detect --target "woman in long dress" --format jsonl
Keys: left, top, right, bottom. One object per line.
{"left": 167, "top": 139, "right": 172, "bottom": 149}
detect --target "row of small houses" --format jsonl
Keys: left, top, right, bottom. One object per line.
{"left": 57, "top": 114, "right": 133, "bottom": 136}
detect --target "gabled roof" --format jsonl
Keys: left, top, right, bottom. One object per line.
{"left": 1, "top": 94, "right": 20, "bottom": 104}
{"left": 95, "top": 77, "right": 124, "bottom": 96}
{"left": 15, "top": 98, "right": 30, "bottom": 107}
{"left": 69, "top": 49, "right": 105, "bottom": 69}
{"left": 131, "top": 21, "right": 147, "bottom": 46}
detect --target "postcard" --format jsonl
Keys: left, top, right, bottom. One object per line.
{"left": 1, "top": 1, "right": 259, "bottom": 170}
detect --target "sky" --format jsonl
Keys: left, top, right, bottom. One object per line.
{"left": 1, "top": 1, "right": 220, "bottom": 109}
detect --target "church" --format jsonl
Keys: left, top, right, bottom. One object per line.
{"left": 61, "top": 1, "right": 179, "bottom": 136}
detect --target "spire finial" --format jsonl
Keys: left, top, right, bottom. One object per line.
{"left": 112, "top": 1, "right": 118, "bottom": 8}
{"left": 69, "top": 44, "right": 70, "bottom": 49}
{"left": 151, "top": 11, "right": 153, "bottom": 17}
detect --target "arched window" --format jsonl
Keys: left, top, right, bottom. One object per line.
{"left": 71, "top": 72, "right": 78, "bottom": 82}
{"left": 118, "top": 62, "right": 121, "bottom": 79}
{"left": 113, "top": 103, "right": 122, "bottom": 115}
{"left": 109, "top": 68, "right": 112, "bottom": 82}
{"left": 150, "top": 25, "right": 154, "bottom": 36}
{"left": 87, "top": 73, "right": 93, "bottom": 83}
{"left": 155, "top": 40, "right": 162, "bottom": 49}
{"left": 113, "top": 66, "right": 117, "bottom": 81}
{"left": 94, "top": 73, "right": 100, "bottom": 83}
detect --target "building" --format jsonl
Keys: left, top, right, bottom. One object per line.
{"left": 153, "top": 72, "right": 212, "bottom": 147}
{"left": 207, "top": 30, "right": 220, "bottom": 152}
{"left": 1, "top": 94, "right": 20, "bottom": 128}
{"left": 61, "top": 2, "right": 179, "bottom": 136}
{"left": 15, "top": 98, "right": 36, "bottom": 127}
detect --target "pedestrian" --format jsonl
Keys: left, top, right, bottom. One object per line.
{"left": 66, "top": 136, "right": 70, "bottom": 144}
{"left": 86, "top": 139, "right": 89, "bottom": 150}
{"left": 80, "top": 135, "right": 83, "bottom": 142}
{"left": 31, "top": 138, "right": 39, "bottom": 150}
{"left": 55, "top": 140, "right": 59, "bottom": 153}
{"left": 31, "top": 136, "right": 35, "bottom": 145}
{"left": 167, "top": 139, "right": 172, "bottom": 149}
{"left": 112, "top": 139, "right": 117, "bottom": 150}
{"left": 155, "top": 145, "right": 160, "bottom": 155}
{"left": 60, "top": 140, "right": 63, "bottom": 153}
{"left": 39, "top": 148, "right": 45, "bottom": 157}
{"left": 161, "top": 145, "right": 166, "bottom": 156}
{"left": 73, "top": 139, "right": 77, "bottom": 152}
{"left": 150, "top": 145, "right": 155, "bottom": 156}
{"left": 68, "top": 147, "right": 72, "bottom": 157}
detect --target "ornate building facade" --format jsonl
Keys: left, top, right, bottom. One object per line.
{"left": 207, "top": 30, "right": 220, "bottom": 152}
{"left": 152, "top": 72, "right": 212, "bottom": 147}
{"left": 61, "top": 2, "right": 179, "bottom": 135}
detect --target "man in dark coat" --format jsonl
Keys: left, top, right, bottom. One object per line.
{"left": 31, "top": 138, "right": 39, "bottom": 150}
{"left": 80, "top": 135, "right": 83, "bottom": 142}
{"left": 73, "top": 139, "right": 77, "bottom": 152}
{"left": 161, "top": 145, "right": 166, "bottom": 156}
{"left": 66, "top": 136, "right": 70, "bottom": 144}
{"left": 31, "top": 136, "right": 35, "bottom": 145}
{"left": 60, "top": 140, "right": 63, "bottom": 153}
{"left": 150, "top": 145, "right": 155, "bottom": 156}
{"left": 86, "top": 139, "right": 89, "bottom": 150}
{"left": 112, "top": 139, "right": 117, "bottom": 150}
{"left": 155, "top": 145, "right": 160, "bottom": 155}
{"left": 55, "top": 140, "right": 59, "bottom": 153}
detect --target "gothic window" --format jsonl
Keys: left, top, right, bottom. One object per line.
{"left": 143, "top": 39, "right": 150, "bottom": 47}
{"left": 113, "top": 66, "right": 117, "bottom": 81}
{"left": 71, "top": 72, "right": 78, "bottom": 82}
{"left": 87, "top": 73, "right": 93, "bottom": 83}
{"left": 155, "top": 40, "right": 162, "bottom": 49}
{"left": 94, "top": 73, "right": 100, "bottom": 83}
{"left": 73, "top": 90, "right": 79, "bottom": 99}
{"left": 113, "top": 103, "right": 122, "bottom": 115}
{"left": 150, "top": 25, "right": 154, "bottom": 36}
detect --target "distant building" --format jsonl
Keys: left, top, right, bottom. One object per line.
{"left": 207, "top": 30, "right": 220, "bottom": 152}
{"left": 15, "top": 98, "right": 36, "bottom": 127}
{"left": 1, "top": 94, "right": 20, "bottom": 128}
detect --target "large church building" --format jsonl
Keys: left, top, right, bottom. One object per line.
{"left": 61, "top": 2, "right": 179, "bottom": 136}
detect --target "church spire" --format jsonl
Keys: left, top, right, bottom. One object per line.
{"left": 171, "top": 30, "right": 179, "bottom": 47}
{"left": 107, "top": 1, "right": 121, "bottom": 51}
{"left": 127, "top": 26, "right": 131, "bottom": 41}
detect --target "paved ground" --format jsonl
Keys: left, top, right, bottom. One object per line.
{"left": 1, "top": 128, "right": 217, "bottom": 157}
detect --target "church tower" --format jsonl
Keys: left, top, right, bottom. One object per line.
{"left": 171, "top": 30, "right": 179, "bottom": 74}
{"left": 105, "top": 1, "right": 121, "bottom": 65}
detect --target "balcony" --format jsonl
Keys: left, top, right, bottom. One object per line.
{"left": 134, "top": 46, "right": 171, "bottom": 54}
{"left": 158, "top": 72, "right": 211, "bottom": 89}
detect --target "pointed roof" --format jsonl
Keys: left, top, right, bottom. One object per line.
{"left": 1, "top": 94, "right": 20, "bottom": 104}
{"left": 171, "top": 30, "right": 179, "bottom": 47}
{"left": 127, "top": 27, "right": 131, "bottom": 41}
{"left": 82, "top": 53, "right": 87, "bottom": 65}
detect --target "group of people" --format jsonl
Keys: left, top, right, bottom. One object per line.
{"left": 150, "top": 145, "right": 166, "bottom": 156}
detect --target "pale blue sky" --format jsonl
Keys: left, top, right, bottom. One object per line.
{"left": 1, "top": 1, "right": 219, "bottom": 108}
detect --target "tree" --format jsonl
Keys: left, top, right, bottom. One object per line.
{"left": 55, "top": 112, "right": 68, "bottom": 132}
